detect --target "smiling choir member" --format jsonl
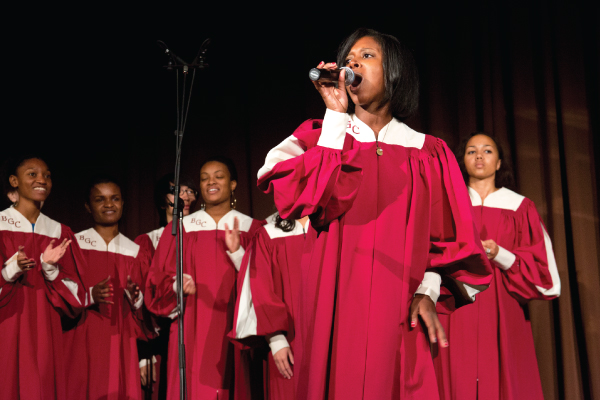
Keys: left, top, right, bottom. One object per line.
{"left": 135, "top": 173, "right": 198, "bottom": 399}
{"left": 145, "top": 156, "right": 263, "bottom": 400}
{"left": 64, "top": 177, "right": 150, "bottom": 399}
{"left": 232, "top": 212, "right": 316, "bottom": 399}
{"left": 257, "top": 28, "right": 493, "bottom": 399}
{"left": 434, "top": 133, "right": 561, "bottom": 400}
{"left": 0, "top": 155, "right": 87, "bottom": 399}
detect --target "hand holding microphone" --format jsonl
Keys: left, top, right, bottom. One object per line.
{"left": 309, "top": 66, "right": 362, "bottom": 86}
{"left": 309, "top": 61, "right": 359, "bottom": 113}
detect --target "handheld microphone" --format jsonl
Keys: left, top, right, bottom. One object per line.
{"left": 308, "top": 66, "right": 362, "bottom": 86}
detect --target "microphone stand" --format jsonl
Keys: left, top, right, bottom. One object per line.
{"left": 158, "top": 39, "right": 210, "bottom": 400}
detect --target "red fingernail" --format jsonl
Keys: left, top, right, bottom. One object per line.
{"left": 410, "top": 321, "right": 416, "bottom": 328}
{"left": 318, "top": 61, "right": 324, "bottom": 65}
{"left": 332, "top": 62, "right": 336, "bottom": 65}
{"left": 443, "top": 341, "right": 449, "bottom": 347}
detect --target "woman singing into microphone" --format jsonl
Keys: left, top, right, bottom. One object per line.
{"left": 257, "top": 28, "right": 493, "bottom": 399}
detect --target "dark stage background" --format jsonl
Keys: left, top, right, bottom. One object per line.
{"left": 2, "top": 2, "right": 599, "bottom": 399}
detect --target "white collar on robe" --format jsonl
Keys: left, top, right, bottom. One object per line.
{"left": 0, "top": 206, "right": 61, "bottom": 238}
{"left": 145, "top": 226, "right": 165, "bottom": 250}
{"left": 348, "top": 114, "right": 426, "bottom": 149}
{"left": 183, "top": 209, "right": 255, "bottom": 233}
{"left": 265, "top": 212, "right": 279, "bottom": 225}
{"left": 76, "top": 227, "right": 139, "bottom": 257}
{"left": 264, "top": 217, "right": 310, "bottom": 239}
{"left": 468, "top": 187, "right": 525, "bottom": 211}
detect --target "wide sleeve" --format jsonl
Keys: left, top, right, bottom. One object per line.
{"left": 231, "top": 228, "right": 289, "bottom": 348}
{"left": 43, "top": 227, "right": 88, "bottom": 318}
{"left": 127, "top": 252, "right": 159, "bottom": 341}
{"left": 134, "top": 234, "right": 155, "bottom": 288}
{"left": 144, "top": 223, "right": 178, "bottom": 318}
{"left": 257, "top": 109, "right": 363, "bottom": 228}
{"left": 425, "top": 139, "right": 494, "bottom": 314}
{"left": 0, "top": 239, "right": 18, "bottom": 305}
{"left": 498, "top": 199, "right": 560, "bottom": 302}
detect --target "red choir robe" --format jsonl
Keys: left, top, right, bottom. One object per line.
{"left": 63, "top": 228, "right": 150, "bottom": 400}
{"left": 145, "top": 209, "right": 263, "bottom": 400}
{"left": 232, "top": 218, "right": 316, "bottom": 400}
{"left": 135, "top": 226, "right": 168, "bottom": 400}
{"left": 434, "top": 187, "right": 561, "bottom": 400}
{"left": 135, "top": 227, "right": 164, "bottom": 264}
{"left": 257, "top": 109, "right": 493, "bottom": 400}
{"left": 0, "top": 206, "right": 87, "bottom": 399}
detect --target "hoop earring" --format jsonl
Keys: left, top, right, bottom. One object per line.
{"left": 230, "top": 191, "right": 237, "bottom": 209}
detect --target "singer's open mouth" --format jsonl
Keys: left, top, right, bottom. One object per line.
{"left": 349, "top": 80, "right": 361, "bottom": 92}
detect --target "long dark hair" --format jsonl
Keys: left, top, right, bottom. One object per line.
{"left": 456, "top": 132, "right": 515, "bottom": 189}
{"left": 336, "top": 28, "right": 419, "bottom": 122}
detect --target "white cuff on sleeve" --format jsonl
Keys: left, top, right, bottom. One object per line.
{"left": 415, "top": 271, "right": 442, "bottom": 304}
{"left": 168, "top": 307, "right": 179, "bottom": 320}
{"left": 139, "top": 356, "right": 157, "bottom": 368}
{"left": 464, "top": 284, "right": 480, "bottom": 301}
{"left": 226, "top": 247, "right": 245, "bottom": 271}
{"left": 2, "top": 252, "right": 23, "bottom": 282}
{"left": 134, "top": 290, "right": 144, "bottom": 309}
{"left": 317, "top": 109, "right": 349, "bottom": 150}
{"left": 494, "top": 246, "right": 516, "bottom": 271}
{"left": 124, "top": 287, "right": 145, "bottom": 310}
{"left": 62, "top": 278, "right": 81, "bottom": 305}
{"left": 268, "top": 334, "right": 290, "bottom": 355}
{"left": 40, "top": 254, "right": 59, "bottom": 282}
{"left": 87, "top": 286, "right": 95, "bottom": 306}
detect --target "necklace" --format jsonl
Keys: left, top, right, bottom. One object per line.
{"left": 375, "top": 121, "right": 391, "bottom": 156}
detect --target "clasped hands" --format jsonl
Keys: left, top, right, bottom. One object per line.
{"left": 92, "top": 275, "right": 141, "bottom": 305}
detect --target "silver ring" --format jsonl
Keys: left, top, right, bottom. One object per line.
{"left": 485, "top": 248, "right": 491, "bottom": 254}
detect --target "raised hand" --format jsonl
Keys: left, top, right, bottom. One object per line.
{"left": 16, "top": 246, "right": 36, "bottom": 272}
{"left": 41, "top": 239, "right": 71, "bottom": 265}
{"left": 481, "top": 239, "right": 499, "bottom": 260}
{"left": 409, "top": 294, "right": 448, "bottom": 348}
{"left": 312, "top": 61, "right": 349, "bottom": 113}
{"left": 273, "top": 347, "right": 295, "bottom": 379}
{"left": 224, "top": 217, "right": 241, "bottom": 253}
{"left": 92, "top": 276, "right": 114, "bottom": 305}
{"left": 126, "top": 275, "right": 140, "bottom": 302}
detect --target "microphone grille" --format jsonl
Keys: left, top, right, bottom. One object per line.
{"left": 341, "top": 67, "right": 355, "bottom": 86}
{"left": 308, "top": 68, "right": 321, "bottom": 81}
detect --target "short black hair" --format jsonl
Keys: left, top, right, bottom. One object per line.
{"left": 337, "top": 28, "right": 419, "bottom": 121}
{"left": 200, "top": 156, "right": 238, "bottom": 182}
{"left": 85, "top": 176, "right": 123, "bottom": 204}
{"left": 5, "top": 154, "right": 48, "bottom": 177}
{"left": 3, "top": 154, "right": 49, "bottom": 194}
{"left": 455, "top": 132, "right": 515, "bottom": 190}
{"left": 154, "top": 172, "right": 198, "bottom": 227}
